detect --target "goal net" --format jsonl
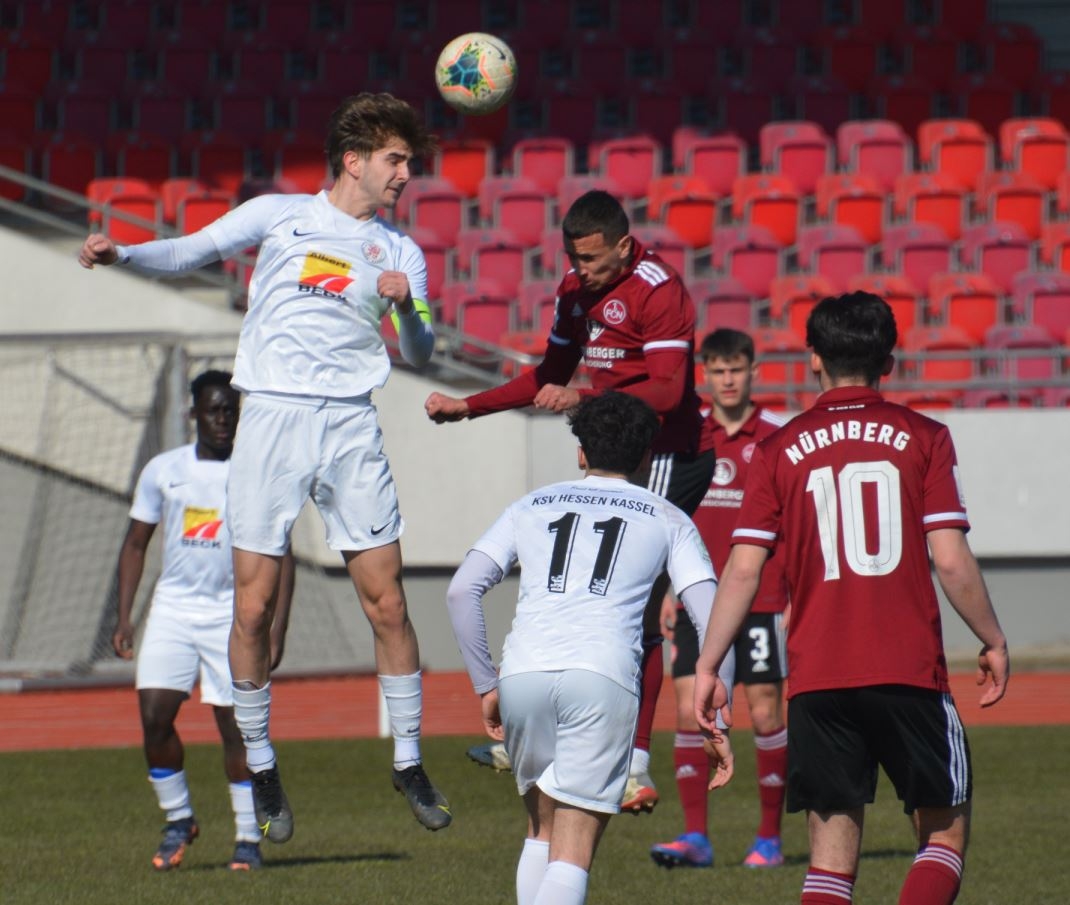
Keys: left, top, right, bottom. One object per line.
{"left": 0, "top": 334, "right": 377, "bottom": 685}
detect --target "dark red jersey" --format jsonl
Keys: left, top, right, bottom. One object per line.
{"left": 732, "top": 387, "right": 969, "bottom": 697}
{"left": 465, "top": 242, "right": 714, "bottom": 456}
{"left": 692, "top": 405, "right": 790, "bottom": 614}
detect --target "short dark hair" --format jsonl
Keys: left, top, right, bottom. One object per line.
{"left": 561, "top": 190, "right": 629, "bottom": 246}
{"left": 568, "top": 392, "right": 660, "bottom": 475}
{"left": 190, "top": 369, "right": 234, "bottom": 404}
{"left": 325, "top": 93, "right": 438, "bottom": 178}
{"left": 699, "top": 328, "right": 754, "bottom": 364}
{"left": 805, "top": 292, "right": 898, "bottom": 384}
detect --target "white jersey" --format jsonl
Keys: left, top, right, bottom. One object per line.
{"left": 128, "top": 444, "right": 233, "bottom": 609}
{"left": 471, "top": 474, "right": 714, "bottom": 695}
{"left": 201, "top": 191, "right": 429, "bottom": 398}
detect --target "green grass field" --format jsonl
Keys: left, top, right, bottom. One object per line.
{"left": 2, "top": 726, "right": 1067, "bottom": 904}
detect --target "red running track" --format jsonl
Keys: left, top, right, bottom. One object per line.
{"left": 0, "top": 671, "right": 1065, "bottom": 753}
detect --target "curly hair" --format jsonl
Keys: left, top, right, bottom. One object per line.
{"left": 325, "top": 93, "right": 438, "bottom": 178}
{"left": 568, "top": 392, "right": 660, "bottom": 475}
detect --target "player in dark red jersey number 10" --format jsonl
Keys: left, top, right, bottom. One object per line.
{"left": 694, "top": 291, "right": 1009, "bottom": 905}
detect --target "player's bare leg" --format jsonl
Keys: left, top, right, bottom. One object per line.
{"left": 624, "top": 573, "right": 670, "bottom": 814}
{"left": 229, "top": 549, "right": 292, "bottom": 843}
{"left": 140, "top": 688, "right": 199, "bottom": 870}
{"left": 345, "top": 542, "right": 451, "bottom": 830}
{"left": 802, "top": 809, "right": 863, "bottom": 903}
{"left": 538, "top": 802, "right": 612, "bottom": 904}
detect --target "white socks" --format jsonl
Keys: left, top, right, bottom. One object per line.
{"left": 229, "top": 780, "right": 260, "bottom": 843}
{"left": 533, "top": 861, "right": 589, "bottom": 905}
{"left": 148, "top": 768, "right": 193, "bottom": 821}
{"left": 630, "top": 747, "right": 651, "bottom": 778}
{"left": 232, "top": 681, "right": 276, "bottom": 772}
{"left": 379, "top": 672, "right": 422, "bottom": 769}
{"left": 516, "top": 838, "right": 550, "bottom": 905}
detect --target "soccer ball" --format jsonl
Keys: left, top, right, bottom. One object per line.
{"left": 435, "top": 32, "right": 517, "bottom": 116}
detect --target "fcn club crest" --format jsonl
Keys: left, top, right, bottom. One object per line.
{"left": 603, "top": 298, "right": 627, "bottom": 324}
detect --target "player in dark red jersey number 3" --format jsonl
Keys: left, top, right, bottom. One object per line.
{"left": 694, "top": 292, "right": 1009, "bottom": 905}
{"left": 426, "top": 191, "right": 716, "bottom": 810}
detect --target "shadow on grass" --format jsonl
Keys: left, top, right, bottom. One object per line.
{"left": 187, "top": 852, "right": 411, "bottom": 872}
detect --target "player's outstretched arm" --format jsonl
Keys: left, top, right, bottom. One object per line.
{"left": 929, "top": 528, "right": 1009, "bottom": 707}
{"left": 79, "top": 233, "right": 119, "bottom": 269}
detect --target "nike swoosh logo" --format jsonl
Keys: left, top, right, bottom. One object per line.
{"left": 292, "top": 228, "right": 315, "bottom": 237}
{"left": 370, "top": 523, "right": 391, "bottom": 536}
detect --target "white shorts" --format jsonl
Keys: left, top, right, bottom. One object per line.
{"left": 135, "top": 598, "right": 234, "bottom": 706}
{"left": 499, "top": 670, "right": 639, "bottom": 814}
{"left": 228, "top": 392, "right": 403, "bottom": 555}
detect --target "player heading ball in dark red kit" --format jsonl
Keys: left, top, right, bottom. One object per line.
{"left": 426, "top": 190, "right": 715, "bottom": 810}
{"left": 694, "top": 291, "right": 1009, "bottom": 905}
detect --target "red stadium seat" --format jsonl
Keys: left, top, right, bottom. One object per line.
{"left": 435, "top": 138, "right": 495, "bottom": 199}
{"left": 916, "top": 118, "right": 993, "bottom": 192}
{"left": 895, "top": 25, "right": 961, "bottom": 92}
{"left": 129, "top": 81, "right": 189, "bottom": 141}
{"left": 961, "top": 388, "right": 1040, "bottom": 408}
{"left": 537, "top": 227, "right": 566, "bottom": 277}
{"left": 476, "top": 176, "right": 540, "bottom": 222}
{"left": 588, "top": 134, "right": 663, "bottom": 201}
{"left": 810, "top": 25, "right": 880, "bottom": 93}
{"left": 958, "top": 222, "right": 1032, "bottom": 293}
{"left": 408, "top": 185, "right": 468, "bottom": 246}
{"left": 983, "top": 324, "right": 1058, "bottom": 382}
{"left": 795, "top": 224, "right": 869, "bottom": 293}
{"left": 751, "top": 327, "right": 809, "bottom": 402}
{"left": 86, "top": 177, "right": 161, "bottom": 243}
{"left": 517, "top": 279, "right": 559, "bottom": 333}
{"left": 456, "top": 228, "right": 528, "bottom": 296}
{"left": 510, "top": 136, "right": 576, "bottom": 195}
{"left": 868, "top": 74, "right": 934, "bottom": 138}
{"left": 39, "top": 132, "right": 102, "bottom": 208}
{"left": 499, "top": 330, "right": 547, "bottom": 378}
{"left": 789, "top": 75, "right": 854, "bottom": 138}
{"left": 759, "top": 120, "right": 833, "bottom": 195}
{"left": 269, "top": 132, "right": 331, "bottom": 195}
{"left": 689, "top": 276, "right": 754, "bottom": 332}
{"left": 1010, "top": 271, "right": 1070, "bottom": 341}
{"left": 711, "top": 225, "right": 784, "bottom": 299}
{"left": 183, "top": 131, "right": 249, "bottom": 195}
{"left": 176, "top": 190, "right": 235, "bottom": 235}
{"left": 673, "top": 129, "right": 747, "bottom": 197}
{"left": 893, "top": 172, "right": 967, "bottom": 241}
{"left": 950, "top": 72, "right": 1019, "bottom": 137}
{"left": 836, "top": 119, "right": 912, "bottom": 192}
{"left": 998, "top": 117, "right": 1070, "bottom": 190}
{"left": 847, "top": 274, "right": 921, "bottom": 338}
{"left": 927, "top": 272, "right": 1003, "bottom": 343}
{"left": 732, "top": 174, "right": 800, "bottom": 247}
{"left": 107, "top": 130, "right": 174, "bottom": 188}
{"left": 443, "top": 280, "right": 518, "bottom": 361}
{"left": 657, "top": 192, "right": 719, "bottom": 250}
{"left": 769, "top": 275, "right": 838, "bottom": 339}
{"left": 646, "top": 175, "right": 714, "bottom": 220}
{"left": 482, "top": 180, "right": 554, "bottom": 247}
{"left": 814, "top": 173, "right": 886, "bottom": 244}
{"left": 974, "top": 171, "right": 1046, "bottom": 240}
{"left": 900, "top": 325, "right": 977, "bottom": 394}
{"left": 878, "top": 223, "right": 954, "bottom": 295}
{"left": 1039, "top": 221, "right": 1070, "bottom": 270}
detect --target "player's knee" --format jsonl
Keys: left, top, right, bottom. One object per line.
{"left": 363, "top": 586, "right": 408, "bottom": 633}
